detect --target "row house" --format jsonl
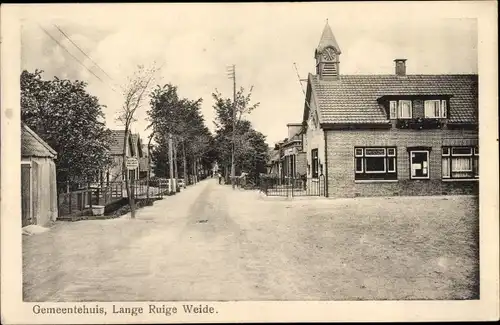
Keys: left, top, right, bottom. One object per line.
{"left": 281, "top": 123, "right": 307, "bottom": 180}
{"left": 302, "top": 22, "right": 478, "bottom": 198}
{"left": 267, "top": 124, "right": 307, "bottom": 181}
{"left": 106, "top": 130, "right": 149, "bottom": 183}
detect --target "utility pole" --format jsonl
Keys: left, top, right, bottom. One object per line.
{"left": 227, "top": 64, "right": 237, "bottom": 189}
{"left": 168, "top": 133, "right": 174, "bottom": 194}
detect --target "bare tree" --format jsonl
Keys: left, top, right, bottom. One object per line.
{"left": 117, "top": 63, "right": 160, "bottom": 219}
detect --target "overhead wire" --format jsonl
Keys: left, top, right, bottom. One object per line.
{"left": 37, "top": 23, "right": 119, "bottom": 93}
{"left": 53, "top": 24, "right": 116, "bottom": 83}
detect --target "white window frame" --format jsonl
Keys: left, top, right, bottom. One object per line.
{"left": 410, "top": 150, "right": 430, "bottom": 180}
{"left": 451, "top": 147, "right": 473, "bottom": 156}
{"left": 424, "top": 100, "right": 448, "bottom": 118}
{"left": 364, "top": 148, "right": 387, "bottom": 174}
{"left": 354, "top": 148, "right": 364, "bottom": 174}
{"left": 442, "top": 148, "right": 450, "bottom": 179}
{"left": 387, "top": 157, "right": 397, "bottom": 172}
{"left": 398, "top": 100, "right": 412, "bottom": 119}
{"left": 442, "top": 146, "right": 479, "bottom": 179}
{"left": 365, "top": 148, "right": 386, "bottom": 157}
{"left": 354, "top": 147, "right": 397, "bottom": 180}
{"left": 440, "top": 100, "right": 447, "bottom": 118}
{"left": 389, "top": 101, "right": 398, "bottom": 119}
{"left": 355, "top": 159, "right": 364, "bottom": 173}
{"left": 424, "top": 100, "right": 441, "bottom": 118}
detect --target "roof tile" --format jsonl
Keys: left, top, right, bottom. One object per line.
{"left": 310, "top": 74, "right": 478, "bottom": 124}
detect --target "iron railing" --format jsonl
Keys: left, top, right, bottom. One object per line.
{"left": 259, "top": 175, "right": 325, "bottom": 197}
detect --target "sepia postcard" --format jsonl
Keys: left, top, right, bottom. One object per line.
{"left": 1, "top": 2, "right": 499, "bottom": 324}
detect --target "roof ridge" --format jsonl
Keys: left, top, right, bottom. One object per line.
{"left": 313, "top": 73, "right": 478, "bottom": 78}
{"left": 22, "top": 123, "right": 57, "bottom": 157}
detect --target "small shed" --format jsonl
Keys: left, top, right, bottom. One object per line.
{"left": 21, "top": 124, "right": 58, "bottom": 227}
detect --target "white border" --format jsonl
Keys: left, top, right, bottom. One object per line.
{"left": 2, "top": 2, "right": 499, "bottom": 324}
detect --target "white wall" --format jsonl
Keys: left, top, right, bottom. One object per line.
{"left": 32, "top": 157, "right": 58, "bottom": 226}
{"left": 304, "top": 91, "right": 326, "bottom": 177}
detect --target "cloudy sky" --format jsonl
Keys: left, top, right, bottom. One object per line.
{"left": 20, "top": 3, "right": 478, "bottom": 145}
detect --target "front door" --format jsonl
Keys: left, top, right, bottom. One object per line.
{"left": 410, "top": 151, "right": 429, "bottom": 179}
{"left": 21, "top": 163, "right": 32, "bottom": 227}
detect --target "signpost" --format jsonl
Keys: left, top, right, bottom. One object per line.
{"left": 125, "top": 157, "right": 139, "bottom": 207}
{"left": 126, "top": 157, "right": 139, "bottom": 170}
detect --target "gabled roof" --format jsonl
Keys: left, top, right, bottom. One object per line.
{"left": 268, "top": 148, "right": 280, "bottom": 163}
{"left": 316, "top": 21, "right": 341, "bottom": 54}
{"left": 109, "top": 130, "right": 127, "bottom": 155}
{"left": 306, "top": 73, "right": 478, "bottom": 125}
{"left": 21, "top": 124, "right": 57, "bottom": 159}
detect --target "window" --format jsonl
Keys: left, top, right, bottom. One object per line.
{"left": 399, "top": 100, "right": 412, "bottom": 118}
{"left": 442, "top": 146, "right": 478, "bottom": 179}
{"left": 410, "top": 150, "right": 430, "bottom": 179}
{"left": 323, "top": 63, "right": 337, "bottom": 76}
{"left": 389, "top": 101, "right": 398, "bottom": 119}
{"left": 354, "top": 147, "right": 397, "bottom": 180}
{"left": 311, "top": 149, "right": 319, "bottom": 178}
{"left": 424, "top": 100, "right": 447, "bottom": 118}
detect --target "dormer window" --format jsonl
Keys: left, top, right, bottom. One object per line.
{"left": 399, "top": 100, "right": 412, "bottom": 118}
{"left": 424, "top": 100, "right": 447, "bottom": 118}
{"left": 389, "top": 100, "right": 412, "bottom": 119}
{"left": 383, "top": 96, "right": 451, "bottom": 124}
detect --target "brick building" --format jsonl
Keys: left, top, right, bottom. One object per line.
{"left": 281, "top": 123, "right": 307, "bottom": 179}
{"left": 302, "top": 22, "right": 478, "bottom": 198}
{"left": 267, "top": 124, "right": 307, "bottom": 182}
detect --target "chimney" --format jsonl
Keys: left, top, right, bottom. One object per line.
{"left": 287, "top": 123, "right": 302, "bottom": 139}
{"left": 394, "top": 59, "right": 407, "bottom": 76}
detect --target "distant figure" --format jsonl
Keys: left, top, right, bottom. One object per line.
{"left": 217, "top": 172, "right": 222, "bottom": 184}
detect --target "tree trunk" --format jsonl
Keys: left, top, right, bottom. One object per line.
{"left": 122, "top": 129, "right": 135, "bottom": 219}
{"left": 168, "top": 133, "right": 174, "bottom": 193}
{"left": 192, "top": 160, "right": 197, "bottom": 184}
{"left": 182, "top": 141, "right": 187, "bottom": 188}
{"left": 173, "top": 138, "right": 179, "bottom": 180}
{"left": 146, "top": 134, "right": 154, "bottom": 201}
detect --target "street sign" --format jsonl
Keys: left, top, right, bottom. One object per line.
{"left": 126, "top": 157, "right": 139, "bottom": 170}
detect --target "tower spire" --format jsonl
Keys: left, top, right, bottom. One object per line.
{"left": 316, "top": 20, "right": 341, "bottom": 54}
{"left": 315, "top": 19, "right": 341, "bottom": 80}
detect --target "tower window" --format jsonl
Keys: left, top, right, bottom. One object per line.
{"left": 322, "top": 63, "right": 337, "bottom": 77}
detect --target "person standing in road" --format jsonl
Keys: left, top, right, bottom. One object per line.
{"left": 218, "top": 172, "right": 222, "bottom": 184}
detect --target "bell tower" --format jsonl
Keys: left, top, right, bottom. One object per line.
{"left": 315, "top": 20, "right": 341, "bottom": 80}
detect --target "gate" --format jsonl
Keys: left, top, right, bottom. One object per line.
{"left": 260, "top": 175, "right": 325, "bottom": 197}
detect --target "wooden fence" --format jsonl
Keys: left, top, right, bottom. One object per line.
{"left": 57, "top": 182, "right": 124, "bottom": 217}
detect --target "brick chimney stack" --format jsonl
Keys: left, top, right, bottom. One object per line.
{"left": 394, "top": 59, "right": 407, "bottom": 76}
